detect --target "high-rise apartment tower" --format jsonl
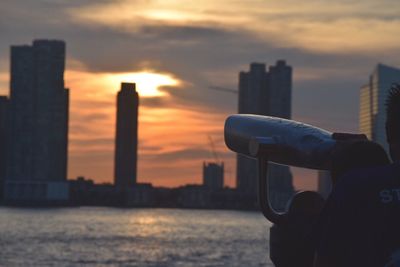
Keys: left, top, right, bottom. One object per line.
{"left": 0, "top": 96, "right": 8, "bottom": 200}
{"left": 5, "top": 40, "right": 69, "bottom": 203}
{"left": 359, "top": 64, "right": 400, "bottom": 153}
{"left": 237, "top": 61, "right": 294, "bottom": 210}
{"left": 114, "top": 83, "right": 139, "bottom": 188}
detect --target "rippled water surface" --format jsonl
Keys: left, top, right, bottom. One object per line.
{"left": 0, "top": 207, "right": 273, "bottom": 266}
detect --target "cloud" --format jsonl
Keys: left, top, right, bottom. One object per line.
{"left": 72, "top": 99, "right": 114, "bottom": 108}
{"left": 140, "top": 96, "right": 169, "bottom": 107}
{"left": 75, "top": 113, "right": 110, "bottom": 122}
{"left": 138, "top": 24, "right": 231, "bottom": 40}
{"left": 139, "top": 144, "right": 163, "bottom": 152}
{"left": 142, "top": 148, "right": 211, "bottom": 162}
{"left": 70, "top": 137, "right": 114, "bottom": 147}
{"left": 141, "top": 147, "right": 232, "bottom": 162}
{"left": 68, "top": 0, "right": 400, "bottom": 55}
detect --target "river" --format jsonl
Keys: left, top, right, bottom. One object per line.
{"left": 0, "top": 207, "right": 273, "bottom": 266}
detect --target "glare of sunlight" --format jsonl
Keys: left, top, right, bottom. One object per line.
{"left": 107, "top": 71, "right": 180, "bottom": 97}
{"left": 144, "top": 9, "right": 203, "bottom": 22}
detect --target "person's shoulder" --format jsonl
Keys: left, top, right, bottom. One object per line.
{"left": 340, "top": 163, "right": 398, "bottom": 186}
{"left": 331, "top": 163, "right": 399, "bottom": 202}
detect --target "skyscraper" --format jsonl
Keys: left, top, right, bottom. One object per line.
{"left": 0, "top": 96, "right": 8, "bottom": 200}
{"left": 359, "top": 64, "right": 400, "bottom": 153}
{"left": 237, "top": 61, "right": 294, "bottom": 210}
{"left": 114, "top": 82, "right": 139, "bottom": 188}
{"left": 5, "top": 40, "right": 69, "bottom": 203}
{"left": 203, "top": 162, "right": 224, "bottom": 190}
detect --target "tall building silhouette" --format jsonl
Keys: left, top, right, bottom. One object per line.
{"left": 203, "top": 162, "right": 224, "bottom": 190}
{"left": 114, "top": 83, "right": 139, "bottom": 188}
{"left": 359, "top": 64, "right": 400, "bottom": 153}
{"left": 0, "top": 96, "right": 8, "bottom": 200}
{"left": 237, "top": 61, "right": 294, "bottom": 210}
{"left": 4, "top": 40, "right": 69, "bottom": 203}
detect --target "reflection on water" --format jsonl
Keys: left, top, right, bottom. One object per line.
{"left": 0, "top": 207, "right": 273, "bottom": 266}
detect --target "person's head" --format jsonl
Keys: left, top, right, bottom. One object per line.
{"left": 386, "top": 83, "right": 400, "bottom": 161}
{"left": 330, "top": 140, "right": 390, "bottom": 185}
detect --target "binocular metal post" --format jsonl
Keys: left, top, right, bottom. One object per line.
{"left": 257, "top": 156, "right": 286, "bottom": 225}
{"left": 257, "top": 156, "right": 325, "bottom": 267}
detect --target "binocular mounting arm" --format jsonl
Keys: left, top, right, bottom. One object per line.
{"left": 258, "top": 156, "right": 287, "bottom": 225}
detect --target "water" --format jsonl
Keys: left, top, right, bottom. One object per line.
{"left": 0, "top": 207, "right": 273, "bottom": 266}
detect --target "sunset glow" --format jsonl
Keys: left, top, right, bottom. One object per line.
{"left": 62, "top": 67, "right": 234, "bottom": 187}
{"left": 106, "top": 72, "right": 181, "bottom": 97}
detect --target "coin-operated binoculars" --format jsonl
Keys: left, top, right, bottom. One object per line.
{"left": 224, "top": 114, "right": 366, "bottom": 267}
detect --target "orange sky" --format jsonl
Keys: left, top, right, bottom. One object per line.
{"left": 64, "top": 66, "right": 318, "bottom": 190}
{"left": 65, "top": 67, "right": 238, "bottom": 187}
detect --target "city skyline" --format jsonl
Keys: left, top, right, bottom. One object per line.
{"left": 0, "top": 0, "right": 399, "bottom": 190}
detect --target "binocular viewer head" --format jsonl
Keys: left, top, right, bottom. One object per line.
{"left": 224, "top": 114, "right": 368, "bottom": 170}
{"left": 224, "top": 114, "right": 336, "bottom": 170}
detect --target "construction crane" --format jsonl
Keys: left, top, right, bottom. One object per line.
{"left": 207, "top": 135, "right": 220, "bottom": 164}
{"left": 208, "top": 86, "right": 238, "bottom": 94}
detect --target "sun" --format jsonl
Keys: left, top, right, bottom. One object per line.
{"left": 107, "top": 71, "right": 180, "bottom": 97}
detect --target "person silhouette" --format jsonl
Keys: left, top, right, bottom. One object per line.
{"left": 314, "top": 84, "right": 400, "bottom": 267}
{"left": 330, "top": 140, "right": 390, "bottom": 186}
